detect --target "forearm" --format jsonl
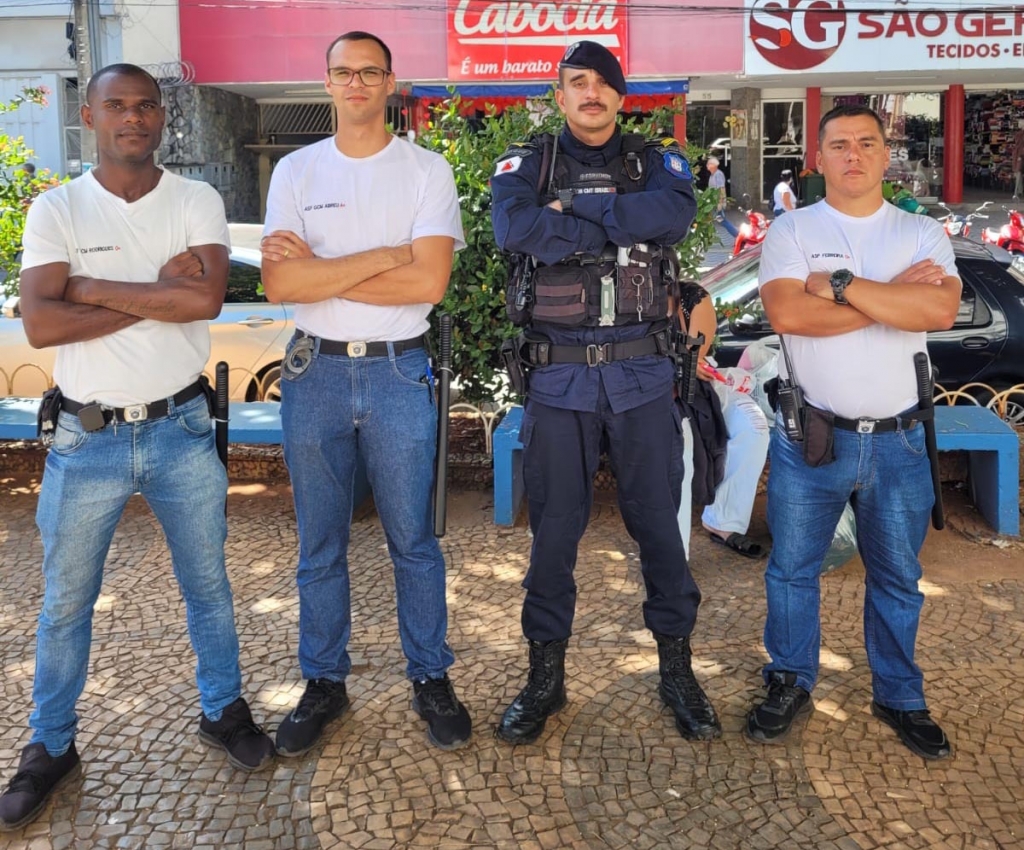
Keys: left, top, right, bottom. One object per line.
{"left": 69, "top": 277, "right": 221, "bottom": 322}
{"left": 844, "top": 277, "right": 957, "bottom": 331}
{"left": 262, "top": 246, "right": 411, "bottom": 303}
{"left": 768, "top": 292, "right": 876, "bottom": 336}
{"left": 24, "top": 299, "right": 141, "bottom": 348}
{"left": 572, "top": 191, "right": 696, "bottom": 246}
{"left": 343, "top": 260, "right": 449, "bottom": 306}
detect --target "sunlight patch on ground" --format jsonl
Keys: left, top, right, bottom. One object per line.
{"left": 257, "top": 681, "right": 308, "bottom": 708}
{"left": 94, "top": 593, "right": 118, "bottom": 612}
{"left": 251, "top": 597, "right": 289, "bottom": 614}
{"left": 820, "top": 648, "right": 854, "bottom": 672}
{"left": 593, "top": 549, "right": 627, "bottom": 561}
{"left": 811, "top": 698, "right": 848, "bottom": 721}
{"left": 918, "top": 578, "right": 947, "bottom": 597}
{"left": 228, "top": 483, "right": 269, "bottom": 495}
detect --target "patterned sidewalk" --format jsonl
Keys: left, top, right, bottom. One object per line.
{"left": 0, "top": 482, "right": 1021, "bottom": 850}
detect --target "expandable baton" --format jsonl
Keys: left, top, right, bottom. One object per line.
{"left": 215, "top": 361, "right": 229, "bottom": 471}
{"left": 432, "top": 314, "right": 453, "bottom": 538}
{"left": 913, "top": 351, "right": 944, "bottom": 531}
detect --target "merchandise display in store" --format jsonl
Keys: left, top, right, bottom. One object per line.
{"left": 965, "top": 91, "right": 1024, "bottom": 192}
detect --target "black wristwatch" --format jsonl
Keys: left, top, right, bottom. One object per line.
{"left": 830, "top": 268, "right": 854, "bottom": 304}
{"left": 557, "top": 188, "right": 575, "bottom": 215}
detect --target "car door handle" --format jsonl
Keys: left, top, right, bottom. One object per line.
{"left": 237, "top": 317, "right": 275, "bottom": 327}
{"left": 960, "top": 336, "right": 990, "bottom": 349}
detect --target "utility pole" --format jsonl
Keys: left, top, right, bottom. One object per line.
{"left": 73, "top": 0, "right": 97, "bottom": 169}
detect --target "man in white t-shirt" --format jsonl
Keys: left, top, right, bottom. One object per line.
{"left": 0, "top": 64, "right": 274, "bottom": 833}
{"left": 260, "top": 31, "right": 470, "bottom": 754}
{"left": 745, "top": 105, "right": 960, "bottom": 760}
{"left": 707, "top": 156, "right": 739, "bottom": 238}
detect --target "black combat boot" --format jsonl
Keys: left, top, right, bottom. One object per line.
{"left": 654, "top": 633, "right": 722, "bottom": 741}
{"left": 495, "top": 639, "right": 568, "bottom": 745}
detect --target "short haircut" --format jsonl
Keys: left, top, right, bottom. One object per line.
{"left": 818, "top": 105, "right": 886, "bottom": 145}
{"left": 326, "top": 31, "right": 392, "bottom": 72}
{"left": 86, "top": 63, "right": 162, "bottom": 105}
{"left": 22, "top": 163, "right": 36, "bottom": 175}
{"left": 706, "top": 156, "right": 720, "bottom": 166}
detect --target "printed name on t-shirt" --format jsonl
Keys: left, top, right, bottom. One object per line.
{"left": 302, "top": 202, "right": 347, "bottom": 212}
{"left": 810, "top": 252, "right": 852, "bottom": 260}
{"left": 77, "top": 245, "right": 122, "bottom": 254}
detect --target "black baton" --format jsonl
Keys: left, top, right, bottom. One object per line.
{"left": 215, "top": 361, "right": 229, "bottom": 470}
{"left": 433, "top": 315, "right": 453, "bottom": 538}
{"left": 914, "top": 351, "right": 944, "bottom": 530}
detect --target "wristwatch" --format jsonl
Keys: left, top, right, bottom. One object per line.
{"left": 829, "top": 268, "right": 854, "bottom": 304}
{"left": 557, "top": 188, "right": 575, "bottom": 215}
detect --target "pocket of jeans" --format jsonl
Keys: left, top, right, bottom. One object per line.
{"left": 898, "top": 424, "right": 927, "bottom": 457}
{"left": 176, "top": 397, "right": 214, "bottom": 437}
{"left": 51, "top": 412, "right": 89, "bottom": 455}
{"left": 390, "top": 350, "right": 430, "bottom": 389}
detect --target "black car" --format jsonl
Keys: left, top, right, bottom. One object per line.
{"left": 701, "top": 238, "right": 1024, "bottom": 423}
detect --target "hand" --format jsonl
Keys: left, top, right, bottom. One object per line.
{"left": 890, "top": 259, "right": 945, "bottom": 286}
{"left": 696, "top": 361, "right": 714, "bottom": 382}
{"left": 805, "top": 271, "right": 835, "bottom": 300}
{"left": 261, "top": 230, "right": 315, "bottom": 263}
{"left": 546, "top": 199, "right": 562, "bottom": 212}
{"left": 159, "top": 250, "right": 203, "bottom": 280}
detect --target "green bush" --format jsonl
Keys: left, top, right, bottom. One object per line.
{"left": 416, "top": 92, "right": 716, "bottom": 404}
{"left": 1, "top": 87, "right": 65, "bottom": 297}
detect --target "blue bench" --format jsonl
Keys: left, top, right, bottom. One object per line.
{"left": 492, "top": 403, "right": 1020, "bottom": 536}
{"left": 0, "top": 398, "right": 370, "bottom": 503}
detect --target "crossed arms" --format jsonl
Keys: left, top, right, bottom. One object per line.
{"left": 20, "top": 245, "right": 228, "bottom": 349}
{"left": 260, "top": 231, "right": 454, "bottom": 306}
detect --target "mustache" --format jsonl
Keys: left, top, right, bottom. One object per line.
{"left": 580, "top": 102, "right": 606, "bottom": 110}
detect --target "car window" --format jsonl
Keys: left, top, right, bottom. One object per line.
{"left": 951, "top": 280, "right": 991, "bottom": 328}
{"left": 226, "top": 260, "right": 265, "bottom": 304}
{"left": 702, "top": 252, "right": 761, "bottom": 306}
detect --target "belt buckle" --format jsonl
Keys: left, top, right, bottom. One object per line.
{"left": 346, "top": 341, "right": 367, "bottom": 358}
{"left": 856, "top": 419, "right": 876, "bottom": 434}
{"left": 123, "top": 403, "right": 148, "bottom": 423}
{"left": 586, "top": 343, "right": 610, "bottom": 367}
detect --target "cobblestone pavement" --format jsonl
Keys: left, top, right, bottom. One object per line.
{"left": 0, "top": 483, "right": 1021, "bottom": 850}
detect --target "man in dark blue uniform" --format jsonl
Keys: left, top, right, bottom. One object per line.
{"left": 490, "top": 41, "right": 721, "bottom": 745}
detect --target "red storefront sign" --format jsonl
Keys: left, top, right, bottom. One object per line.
{"left": 447, "top": 0, "right": 628, "bottom": 82}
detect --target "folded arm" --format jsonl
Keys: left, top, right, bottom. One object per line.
{"left": 342, "top": 236, "right": 454, "bottom": 306}
{"left": 761, "top": 277, "right": 878, "bottom": 337}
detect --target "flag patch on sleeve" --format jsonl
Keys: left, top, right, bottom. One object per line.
{"left": 495, "top": 155, "right": 523, "bottom": 176}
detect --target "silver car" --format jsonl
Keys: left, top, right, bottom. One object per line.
{"left": 0, "top": 247, "right": 291, "bottom": 401}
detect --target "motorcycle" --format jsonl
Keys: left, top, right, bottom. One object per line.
{"left": 732, "top": 195, "right": 770, "bottom": 257}
{"left": 981, "top": 207, "right": 1024, "bottom": 255}
{"left": 935, "top": 201, "right": 991, "bottom": 239}
{"left": 889, "top": 186, "right": 929, "bottom": 215}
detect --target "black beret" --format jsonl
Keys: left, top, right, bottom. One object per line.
{"left": 559, "top": 41, "right": 627, "bottom": 96}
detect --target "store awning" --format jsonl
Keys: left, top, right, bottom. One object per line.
{"left": 410, "top": 80, "right": 690, "bottom": 98}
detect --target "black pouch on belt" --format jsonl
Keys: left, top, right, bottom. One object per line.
{"left": 198, "top": 374, "right": 216, "bottom": 415}
{"left": 802, "top": 406, "right": 836, "bottom": 468}
{"left": 37, "top": 386, "right": 64, "bottom": 446}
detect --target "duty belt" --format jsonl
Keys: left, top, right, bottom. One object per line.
{"left": 62, "top": 380, "right": 207, "bottom": 425}
{"left": 296, "top": 332, "right": 425, "bottom": 358}
{"left": 828, "top": 406, "right": 931, "bottom": 434}
{"left": 521, "top": 331, "right": 669, "bottom": 368}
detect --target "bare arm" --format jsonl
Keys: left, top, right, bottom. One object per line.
{"left": 20, "top": 262, "right": 142, "bottom": 349}
{"left": 260, "top": 230, "right": 412, "bottom": 304}
{"left": 342, "top": 236, "right": 455, "bottom": 306}
{"left": 64, "top": 244, "right": 230, "bottom": 323}
{"left": 805, "top": 262, "right": 961, "bottom": 331}
{"left": 761, "top": 277, "right": 877, "bottom": 337}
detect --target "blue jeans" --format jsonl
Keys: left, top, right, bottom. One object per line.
{"left": 280, "top": 337, "right": 454, "bottom": 682}
{"left": 763, "top": 419, "right": 933, "bottom": 709}
{"left": 31, "top": 394, "right": 241, "bottom": 756}
{"left": 715, "top": 210, "right": 739, "bottom": 239}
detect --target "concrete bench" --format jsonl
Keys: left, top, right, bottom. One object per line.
{"left": 0, "top": 398, "right": 370, "bottom": 503}
{"left": 492, "top": 403, "right": 1020, "bottom": 536}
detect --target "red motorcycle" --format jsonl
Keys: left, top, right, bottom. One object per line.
{"left": 732, "top": 196, "right": 770, "bottom": 256}
{"left": 981, "top": 207, "right": 1024, "bottom": 255}
{"left": 935, "top": 201, "right": 991, "bottom": 239}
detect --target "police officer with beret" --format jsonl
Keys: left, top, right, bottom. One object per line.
{"left": 490, "top": 41, "right": 721, "bottom": 744}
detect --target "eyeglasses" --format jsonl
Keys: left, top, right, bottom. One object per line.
{"left": 327, "top": 66, "right": 390, "bottom": 87}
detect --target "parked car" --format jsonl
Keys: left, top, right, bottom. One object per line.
{"left": 0, "top": 247, "right": 291, "bottom": 401}
{"left": 701, "top": 238, "right": 1024, "bottom": 423}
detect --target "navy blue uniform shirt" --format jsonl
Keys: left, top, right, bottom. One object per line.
{"left": 491, "top": 126, "right": 698, "bottom": 414}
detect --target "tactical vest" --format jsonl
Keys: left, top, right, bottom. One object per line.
{"left": 506, "top": 133, "right": 678, "bottom": 328}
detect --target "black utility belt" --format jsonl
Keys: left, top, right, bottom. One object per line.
{"left": 824, "top": 406, "right": 930, "bottom": 434}
{"left": 62, "top": 380, "right": 208, "bottom": 428}
{"left": 297, "top": 332, "right": 425, "bottom": 358}
{"left": 521, "top": 330, "right": 669, "bottom": 368}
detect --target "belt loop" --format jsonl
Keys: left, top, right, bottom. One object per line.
{"left": 387, "top": 340, "right": 397, "bottom": 361}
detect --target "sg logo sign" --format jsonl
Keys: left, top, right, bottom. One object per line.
{"left": 750, "top": 0, "right": 847, "bottom": 71}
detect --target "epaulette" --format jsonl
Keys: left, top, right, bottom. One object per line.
{"left": 497, "top": 139, "right": 540, "bottom": 161}
{"left": 647, "top": 136, "right": 684, "bottom": 155}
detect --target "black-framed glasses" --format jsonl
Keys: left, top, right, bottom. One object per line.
{"left": 327, "top": 66, "right": 390, "bottom": 87}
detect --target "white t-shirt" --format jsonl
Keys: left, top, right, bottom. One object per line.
{"left": 263, "top": 136, "right": 465, "bottom": 341}
{"left": 21, "top": 169, "right": 230, "bottom": 405}
{"left": 758, "top": 199, "right": 959, "bottom": 419}
{"left": 773, "top": 181, "right": 795, "bottom": 212}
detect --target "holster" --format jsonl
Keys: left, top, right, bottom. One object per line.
{"left": 198, "top": 374, "right": 216, "bottom": 415}
{"left": 37, "top": 386, "right": 64, "bottom": 447}
{"left": 500, "top": 338, "right": 529, "bottom": 397}
{"left": 802, "top": 406, "right": 836, "bottom": 468}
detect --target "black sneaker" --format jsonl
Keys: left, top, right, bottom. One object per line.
{"left": 275, "top": 678, "right": 350, "bottom": 757}
{"left": 0, "top": 742, "right": 81, "bottom": 832}
{"left": 745, "top": 672, "right": 812, "bottom": 744}
{"left": 872, "top": 702, "right": 951, "bottom": 760}
{"left": 198, "top": 697, "right": 276, "bottom": 771}
{"left": 412, "top": 675, "right": 472, "bottom": 750}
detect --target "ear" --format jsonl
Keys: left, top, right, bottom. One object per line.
{"left": 815, "top": 149, "right": 822, "bottom": 170}
{"left": 324, "top": 72, "right": 332, "bottom": 97}
{"left": 554, "top": 87, "right": 567, "bottom": 115}
{"left": 81, "top": 103, "right": 94, "bottom": 131}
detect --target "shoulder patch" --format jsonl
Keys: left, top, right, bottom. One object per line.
{"left": 495, "top": 155, "right": 524, "bottom": 176}
{"left": 498, "top": 144, "right": 535, "bottom": 159}
{"left": 663, "top": 152, "right": 692, "bottom": 180}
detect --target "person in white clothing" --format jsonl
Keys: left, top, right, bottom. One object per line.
{"left": 772, "top": 169, "right": 796, "bottom": 216}
{"left": 745, "top": 105, "right": 960, "bottom": 761}
{"left": 260, "top": 31, "right": 472, "bottom": 755}
{"left": 0, "top": 64, "right": 275, "bottom": 833}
